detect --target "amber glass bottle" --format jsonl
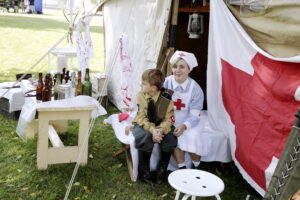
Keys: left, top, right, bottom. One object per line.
{"left": 76, "top": 71, "right": 82, "bottom": 96}
{"left": 36, "top": 72, "right": 43, "bottom": 101}
{"left": 42, "top": 75, "right": 51, "bottom": 102}
{"left": 82, "top": 68, "right": 92, "bottom": 96}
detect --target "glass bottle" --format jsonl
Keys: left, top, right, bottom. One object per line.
{"left": 42, "top": 75, "right": 51, "bottom": 102}
{"left": 70, "top": 72, "right": 76, "bottom": 98}
{"left": 61, "top": 67, "right": 66, "bottom": 83}
{"left": 54, "top": 72, "right": 62, "bottom": 100}
{"left": 82, "top": 68, "right": 92, "bottom": 96}
{"left": 76, "top": 71, "right": 82, "bottom": 96}
{"left": 36, "top": 72, "right": 43, "bottom": 101}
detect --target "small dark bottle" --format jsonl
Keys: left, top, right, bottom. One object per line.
{"left": 42, "top": 75, "right": 51, "bottom": 102}
{"left": 54, "top": 73, "right": 62, "bottom": 100}
{"left": 65, "top": 70, "right": 70, "bottom": 83}
{"left": 36, "top": 72, "right": 43, "bottom": 101}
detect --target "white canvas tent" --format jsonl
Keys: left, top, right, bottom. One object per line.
{"left": 100, "top": 0, "right": 300, "bottom": 196}
{"left": 102, "top": 0, "right": 173, "bottom": 110}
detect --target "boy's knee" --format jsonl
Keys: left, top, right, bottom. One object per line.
{"left": 132, "top": 125, "right": 154, "bottom": 152}
{"left": 160, "top": 132, "right": 177, "bottom": 152}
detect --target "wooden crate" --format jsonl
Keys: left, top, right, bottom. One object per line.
{"left": 0, "top": 97, "right": 20, "bottom": 120}
{"left": 92, "top": 73, "right": 108, "bottom": 108}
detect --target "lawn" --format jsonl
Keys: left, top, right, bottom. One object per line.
{"left": 0, "top": 8, "right": 261, "bottom": 200}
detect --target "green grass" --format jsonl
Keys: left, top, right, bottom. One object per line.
{"left": 0, "top": 9, "right": 104, "bottom": 82}
{"left": 0, "top": 9, "right": 262, "bottom": 200}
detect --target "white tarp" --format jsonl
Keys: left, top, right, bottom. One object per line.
{"left": 103, "top": 0, "right": 172, "bottom": 109}
{"left": 208, "top": 0, "right": 300, "bottom": 196}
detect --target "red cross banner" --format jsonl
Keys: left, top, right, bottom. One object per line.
{"left": 207, "top": 0, "right": 300, "bottom": 196}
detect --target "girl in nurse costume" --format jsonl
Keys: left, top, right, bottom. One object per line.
{"left": 163, "top": 50, "right": 210, "bottom": 169}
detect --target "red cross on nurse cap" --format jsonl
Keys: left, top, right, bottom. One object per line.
{"left": 169, "top": 50, "right": 198, "bottom": 71}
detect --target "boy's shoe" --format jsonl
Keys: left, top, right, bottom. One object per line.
{"left": 141, "top": 170, "right": 153, "bottom": 184}
{"left": 156, "top": 167, "right": 165, "bottom": 184}
{"left": 156, "top": 161, "right": 168, "bottom": 184}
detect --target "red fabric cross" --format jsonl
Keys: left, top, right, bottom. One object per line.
{"left": 179, "top": 53, "right": 186, "bottom": 56}
{"left": 173, "top": 99, "right": 186, "bottom": 110}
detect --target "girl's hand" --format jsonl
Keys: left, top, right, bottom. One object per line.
{"left": 174, "top": 124, "right": 187, "bottom": 137}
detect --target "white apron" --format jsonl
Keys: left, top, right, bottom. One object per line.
{"left": 168, "top": 78, "right": 210, "bottom": 156}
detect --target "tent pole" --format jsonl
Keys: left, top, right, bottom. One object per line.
{"left": 161, "top": 0, "right": 179, "bottom": 76}
{"left": 170, "top": 0, "right": 179, "bottom": 49}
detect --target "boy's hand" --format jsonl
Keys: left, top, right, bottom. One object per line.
{"left": 125, "top": 125, "right": 134, "bottom": 135}
{"left": 174, "top": 124, "right": 187, "bottom": 137}
{"left": 152, "top": 128, "right": 163, "bottom": 143}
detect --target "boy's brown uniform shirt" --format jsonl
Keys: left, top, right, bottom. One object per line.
{"left": 132, "top": 91, "right": 174, "bottom": 135}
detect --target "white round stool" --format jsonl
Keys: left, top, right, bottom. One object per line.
{"left": 168, "top": 169, "right": 225, "bottom": 200}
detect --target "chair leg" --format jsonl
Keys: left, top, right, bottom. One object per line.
{"left": 215, "top": 194, "right": 221, "bottom": 200}
{"left": 123, "top": 143, "right": 135, "bottom": 181}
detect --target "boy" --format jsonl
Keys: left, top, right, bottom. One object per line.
{"left": 127, "top": 68, "right": 177, "bottom": 184}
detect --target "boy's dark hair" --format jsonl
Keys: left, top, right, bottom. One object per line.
{"left": 142, "top": 69, "right": 165, "bottom": 90}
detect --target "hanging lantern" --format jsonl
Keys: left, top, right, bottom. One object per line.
{"left": 187, "top": 13, "right": 204, "bottom": 39}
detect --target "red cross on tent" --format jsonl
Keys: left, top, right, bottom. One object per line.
{"left": 179, "top": 52, "right": 186, "bottom": 57}
{"left": 173, "top": 98, "right": 186, "bottom": 110}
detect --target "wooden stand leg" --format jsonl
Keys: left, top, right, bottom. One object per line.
{"left": 78, "top": 112, "right": 90, "bottom": 166}
{"left": 37, "top": 113, "right": 49, "bottom": 170}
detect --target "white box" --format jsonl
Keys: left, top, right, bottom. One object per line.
{"left": 91, "top": 73, "right": 107, "bottom": 96}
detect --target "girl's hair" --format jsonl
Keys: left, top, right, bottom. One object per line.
{"left": 170, "top": 58, "right": 189, "bottom": 69}
{"left": 142, "top": 68, "right": 165, "bottom": 90}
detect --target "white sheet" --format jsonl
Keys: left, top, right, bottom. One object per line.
{"left": 16, "top": 95, "right": 107, "bottom": 141}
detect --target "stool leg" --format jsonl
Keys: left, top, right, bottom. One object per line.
{"left": 191, "top": 196, "right": 196, "bottom": 200}
{"left": 175, "top": 190, "right": 180, "bottom": 200}
{"left": 215, "top": 194, "right": 221, "bottom": 200}
{"left": 182, "top": 194, "right": 191, "bottom": 200}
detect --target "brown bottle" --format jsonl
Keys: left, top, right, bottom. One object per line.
{"left": 36, "top": 72, "right": 43, "bottom": 101}
{"left": 42, "top": 75, "right": 51, "bottom": 102}
{"left": 76, "top": 71, "right": 82, "bottom": 96}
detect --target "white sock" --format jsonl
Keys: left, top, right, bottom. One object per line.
{"left": 192, "top": 160, "right": 201, "bottom": 167}
{"left": 178, "top": 162, "right": 186, "bottom": 168}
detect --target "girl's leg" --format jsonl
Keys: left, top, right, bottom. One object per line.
{"left": 173, "top": 148, "right": 186, "bottom": 168}
{"left": 189, "top": 152, "right": 201, "bottom": 169}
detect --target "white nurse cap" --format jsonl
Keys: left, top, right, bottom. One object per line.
{"left": 169, "top": 50, "right": 198, "bottom": 71}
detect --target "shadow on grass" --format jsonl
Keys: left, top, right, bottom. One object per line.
{"left": 0, "top": 15, "right": 103, "bottom": 33}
